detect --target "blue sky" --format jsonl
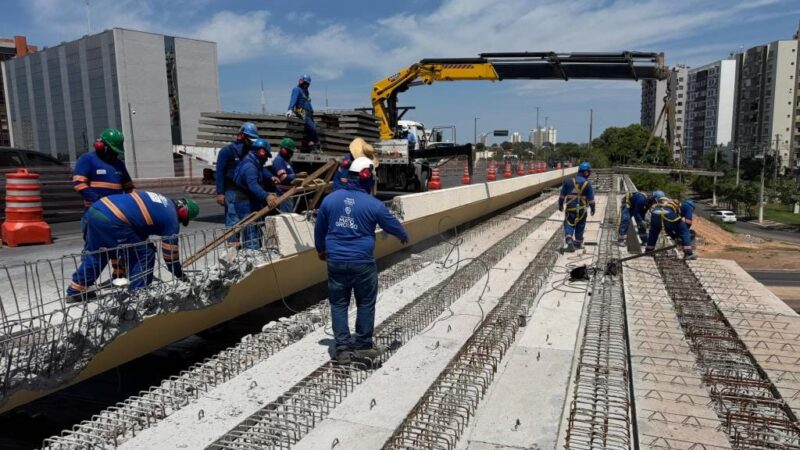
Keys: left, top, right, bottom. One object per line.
{"left": 2, "top": 0, "right": 798, "bottom": 144}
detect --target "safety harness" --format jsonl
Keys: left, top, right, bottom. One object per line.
{"left": 564, "top": 177, "right": 589, "bottom": 226}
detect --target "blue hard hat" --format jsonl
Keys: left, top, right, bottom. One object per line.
{"left": 301, "top": 74, "right": 311, "bottom": 83}
{"left": 578, "top": 161, "right": 591, "bottom": 172}
{"left": 239, "top": 122, "right": 259, "bottom": 139}
{"left": 684, "top": 199, "right": 695, "bottom": 208}
{"left": 251, "top": 138, "right": 271, "bottom": 151}
{"left": 652, "top": 190, "right": 666, "bottom": 199}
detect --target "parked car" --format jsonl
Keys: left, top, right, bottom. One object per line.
{"left": 710, "top": 210, "right": 737, "bottom": 223}
{"left": 0, "top": 147, "right": 84, "bottom": 223}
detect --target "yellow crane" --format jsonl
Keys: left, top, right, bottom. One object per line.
{"left": 371, "top": 52, "right": 669, "bottom": 141}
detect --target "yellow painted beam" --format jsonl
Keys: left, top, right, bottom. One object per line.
{"left": 0, "top": 176, "right": 564, "bottom": 413}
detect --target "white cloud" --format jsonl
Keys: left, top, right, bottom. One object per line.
{"left": 190, "top": 10, "right": 281, "bottom": 64}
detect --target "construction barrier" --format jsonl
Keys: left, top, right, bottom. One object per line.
{"left": 1, "top": 169, "right": 52, "bottom": 247}
{"left": 428, "top": 167, "right": 442, "bottom": 190}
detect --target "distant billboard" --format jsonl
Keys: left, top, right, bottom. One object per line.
{"left": 493, "top": 130, "right": 509, "bottom": 137}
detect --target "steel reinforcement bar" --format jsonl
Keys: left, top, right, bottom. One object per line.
{"left": 381, "top": 232, "right": 561, "bottom": 449}
{"left": 206, "top": 203, "right": 561, "bottom": 450}
{"left": 654, "top": 253, "right": 800, "bottom": 449}
{"left": 40, "top": 195, "right": 553, "bottom": 450}
{"left": 565, "top": 177, "right": 634, "bottom": 450}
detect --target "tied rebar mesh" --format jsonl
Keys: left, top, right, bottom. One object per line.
{"left": 381, "top": 233, "right": 561, "bottom": 450}
{"left": 40, "top": 195, "right": 553, "bottom": 450}
{"left": 565, "top": 176, "right": 633, "bottom": 450}
{"left": 206, "top": 203, "right": 561, "bottom": 450}
{"left": 654, "top": 254, "right": 800, "bottom": 449}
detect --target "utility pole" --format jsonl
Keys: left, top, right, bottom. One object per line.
{"left": 712, "top": 144, "right": 719, "bottom": 206}
{"left": 85, "top": 0, "right": 91, "bottom": 33}
{"left": 535, "top": 107, "right": 540, "bottom": 130}
{"left": 473, "top": 117, "right": 479, "bottom": 147}
{"left": 735, "top": 146, "right": 741, "bottom": 186}
{"left": 759, "top": 144, "right": 766, "bottom": 224}
{"left": 260, "top": 80, "right": 266, "bottom": 115}
{"left": 127, "top": 102, "right": 138, "bottom": 178}
{"left": 588, "top": 109, "right": 593, "bottom": 149}
{"left": 774, "top": 134, "right": 780, "bottom": 187}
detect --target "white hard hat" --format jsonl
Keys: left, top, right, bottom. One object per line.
{"left": 349, "top": 156, "right": 374, "bottom": 174}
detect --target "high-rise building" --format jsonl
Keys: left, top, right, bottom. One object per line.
{"left": 0, "top": 36, "right": 37, "bottom": 147}
{"left": 531, "top": 126, "right": 556, "bottom": 147}
{"left": 511, "top": 131, "right": 521, "bottom": 143}
{"left": 641, "top": 66, "right": 688, "bottom": 162}
{"left": 733, "top": 39, "right": 799, "bottom": 170}
{"left": 684, "top": 59, "right": 737, "bottom": 167}
{"left": 2, "top": 28, "right": 220, "bottom": 177}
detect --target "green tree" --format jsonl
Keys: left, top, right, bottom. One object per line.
{"left": 592, "top": 124, "right": 671, "bottom": 166}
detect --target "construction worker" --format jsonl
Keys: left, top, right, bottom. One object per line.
{"left": 216, "top": 122, "right": 259, "bottom": 240}
{"left": 617, "top": 191, "right": 651, "bottom": 246}
{"left": 233, "top": 138, "right": 279, "bottom": 248}
{"left": 73, "top": 128, "right": 134, "bottom": 223}
{"left": 66, "top": 192, "right": 199, "bottom": 303}
{"left": 315, "top": 156, "right": 408, "bottom": 363}
{"left": 645, "top": 191, "right": 696, "bottom": 260}
{"left": 333, "top": 138, "right": 378, "bottom": 192}
{"left": 286, "top": 74, "right": 320, "bottom": 152}
{"left": 271, "top": 138, "right": 307, "bottom": 213}
{"left": 680, "top": 199, "right": 695, "bottom": 229}
{"left": 558, "top": 162, "right": 595, "bottom": 252}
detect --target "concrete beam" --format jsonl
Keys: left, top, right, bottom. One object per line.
{"left": 613, "top": 166, "right": 724, "bottom": 177}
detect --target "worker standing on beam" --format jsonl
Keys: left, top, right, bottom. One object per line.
{"left": 233, "top": 138, "right": 279, "bottom": 248}
{"left": 645, "top": 191, "right": 696, "bottom": 260}
{"left": 271, "top": 138, "right": 307, "bottom": 213}
{"left": 558, "top": 162, "right": 595, "bottom": 252}
{"left": 286, "top": 74, "right": 320, "bottom": 152}
{"left": 66, "top": 192, "right": 199, "bottom": 303}
{"left": 617, "top": 191, "right": 651, "bottom": 246}
{"left": 73, "top": 128, "right": 134, "bottom": 226}
{"left": 314, "top": 156, "right": 408, "bottom": 364}
{"left": 216, "top": 122, "right": 259, "bottom": 246}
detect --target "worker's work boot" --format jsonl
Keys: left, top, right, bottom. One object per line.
{"left": 66, "top": 290, "right": 97, "bottom": 304}
{"left": 684, "top": 253, "right": 698, "bottom": 261}
{"left": 334, "top": 349, "right": 353, "bottom": 364}
{"left": 353, "top": 345, "right": 384, "bottom": 360}
{"left": 616, "top": 239, "right": 626, "bottom": 248}
{"left": 565, "top": 238, "right": 575, "bottom": 253}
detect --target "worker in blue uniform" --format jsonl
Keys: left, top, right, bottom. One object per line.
{"left": 315, "top": 156, "right": 408, "bottom": 364}
{"left": 617, "top": 191, "right": 651, "bottom": 246}
{"left": 558, "top": 162, "right": 595, "bottom": 252}
{"left": 271, "top": 138, "right": 307, "bottom": 213}
{"left": 233, "top": 139, "right": 279, "bottom": 249}
{"left": 645, "top": 191, "right": 696, "bottom": 260}
{"left": 334, "top": 138, "right": 377, "bottom": 192}
{"left": 680, "top": 199, "right": 695, "bottom": 229}
{"left": 66, "top": 192, "right": 199, "bottom": 302}
{"left": 333, "top": 154, "right": 354, "bottom": 192}
{"left": 216, "top": 122, "right": 259, "bottom": 245}
{"left": 286, "top": 74, "right": 320, "bottom": 152}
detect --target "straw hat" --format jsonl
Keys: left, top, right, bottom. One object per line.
{"left": 349, "top": 137, "right": 379, "bottom": 168}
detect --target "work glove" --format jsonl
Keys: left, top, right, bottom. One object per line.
{"left": 317, "top": 251, "right": 327, "bottom": 261}
{"left": 216, "top": 194, "right": 225, "bottom": 206}
{"left": 291, "top": 178, "right": 303, "bottom": 186}
{"left": 296, "top": 171, "right": 308, "bottom": 178}
{"left": 266, "top": 194, "right": 279, "bottom": 209}
{"left": 285, "top": 110, "right": 294, "bottom": 118}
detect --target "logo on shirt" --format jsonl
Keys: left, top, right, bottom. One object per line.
{"left": 96, "top": 169, "right": 107, "bottom": 175}
{"left": 335, "top": 197, "right": 358, "bottom": 230}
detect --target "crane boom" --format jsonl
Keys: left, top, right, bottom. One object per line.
{"left": 371, "top": 51, "right": 668, "bottom": 140}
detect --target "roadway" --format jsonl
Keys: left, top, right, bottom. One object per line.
{"left": 747, "top": 270, "right": 800, "bottom": 287}
{"left": 693, "top": 201, "right": 800, "bottom": 244}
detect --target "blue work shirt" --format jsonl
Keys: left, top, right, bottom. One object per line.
{"left": 271, "top": 154, "right": 296, "bottom": 194}
{"left": 92, "top": 191, "right": 182, "bottom": 276}
{"left": 73, "top": 151, "right": 134, "bottom": 208}
{"left": 288, "top": 85, "right": 313, "bottom": 113}
{"left": 559, "top": 175, "right": 595, "bottom": 214}
{"left": 332, "top": 155, "right": 353, "bottom": 191}
{"left": 624, "top": 192, "right": 649, "bottom": 222}
{"left": 315, "top": 179, "right": 408, "bottom": 264}
{"left": 233, "top": 152, "right": 274, "bottom": 203}
{"left": 215, "top": 141, "right": 246, "bottom": 195}
{"left": 680, "top": 201, "right": 695, "bottom": 228}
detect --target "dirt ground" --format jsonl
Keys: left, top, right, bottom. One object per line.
{"left": 693, "top": 216, "right": 800, "bottom": 311}
{"left": 694, "top": 216, "right": 800, "bottom": 270}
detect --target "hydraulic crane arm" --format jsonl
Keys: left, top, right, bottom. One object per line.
{"left": 371, "top": 51, "right": 668, "bottom": 140}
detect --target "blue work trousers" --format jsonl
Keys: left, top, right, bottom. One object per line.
{"left": 327, "top": 262, "right": 379, "bottom": 351}
{"left": 224, "top": 189, "right": 245, "bottom": 245}
{"left": 618, "top": 206, "right": 647, "bottom": 241}
{"left": 277, "top": 196, "right": 295, "bottom": 214}
{"left": 646, "top": 215, "right": 693, "bottom": 255}
{"left": 67, "top": 208, "right": 155, "bottom": 295}
{"left": 232, "top": 199, "right": 262, "bottom": 249}
{"left": 304, "top": 113, "right": 320, "bottom": 145}
{"left": 564, "top": 211, "right": 587, "bottom": 247}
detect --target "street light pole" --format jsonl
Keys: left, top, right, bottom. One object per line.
{"left": 712, "top": 144, "right": 719, "bottom": 206}
{"left": 473, "top": 117, "right": 479, "bottom": 147}
{"left": 773, "top": 134, "right": 780, "bottom": 187}
{"left": 735, "top": 146, "right": 741, "bottom": 186}
{"left": 127, "top": 102, "right": 138, "bottom": 178}
{"left": 759, "top": 144, "right": 766, "bottom": 224}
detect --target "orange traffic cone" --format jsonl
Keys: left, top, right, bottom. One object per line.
{"left": 557, "top": 161, "right": 562, "bottom": 170}
{"left": 461, "top": 161, "right": 471, "bottom": 185}
{"left": 487, "top": 162, "right": 497, "bottom": 181}
{"left": 503, "top": 161, "right": 512, "bottom": 178}
{"left": 516, "top": 161, "right": 525, "bottom": 176}
{"left": 528, "top": 161, "right": 536, "bottom": 174}
{"left": 428, "top": 167, "right": 441, "bottom": 190}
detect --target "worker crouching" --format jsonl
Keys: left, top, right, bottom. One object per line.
{"left": 617, "top": 191, "right": 652, "bottom": 246}
{"left": 233, "top": 139, "right": 279, "bottom": 249}
{"left": 314, "top": 156, "right": 408, "bottom": 364}
{"left": 559, "top": 162, "right": 595, "bottom": 252}
{"left": 645, "top": 191, "right": 696, "bottom": 261}
{"left": 66, "top": 192, "right": 199, "bottom": 303}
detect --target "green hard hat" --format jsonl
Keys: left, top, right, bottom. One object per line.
{"left": 176, "top": 197, "right": 199, "bottom": 225}
{"left": 100, "top": 128, "right": 125, "bottom": 154}
{"left": 280, "top": 138, "right": 297, "bottom": 150}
